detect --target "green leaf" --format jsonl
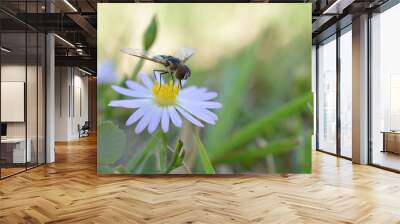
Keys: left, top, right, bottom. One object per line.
{"left": 141, "top": 154, "right": 158, "bottom": 174}
{"left": 159, "top": 132, "right": 168, "bottom": 172}
{"left": 116, "top": 165, "right": 128, "bottom": 174}
{"left": 194, "top": 133, "right": 215, "bottom": 174}
{"left": 131, "top": 15, "right": 158, "bottom": 78}
{"left": 216, "top": 138, "right": 298, "bottom": 165}
{"left": 143, "top": 15, "right": 158, "bottom": 50}
{"left": 127, "top": 131, "right": 161, "bottom": 172}
{"left": 97, "top": 121, "right": 127, "bottom": 165}
{"left": 210, "top": 92, "right": 313, "bottom": 162}
{"left": 165, "top": 140, "right": 184, "bottom": 174}
{"left": 97, "top": 165, "right": 114, "bottom": 174}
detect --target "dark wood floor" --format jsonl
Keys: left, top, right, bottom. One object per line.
{"left": 0, "top": 135, "right": 400, "bottom": 223}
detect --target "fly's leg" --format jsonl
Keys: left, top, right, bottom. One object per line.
{"left": 152, "top": 69, "right": 168, "bottom": 89}
{"left": 170, "top": 71, "right": 176, "bottom": 89}
{"left": 179, "top": 80, "right": 182, "bottom": 89}
{"left": 152, "top": 69, "right": 168, "bottom": 81}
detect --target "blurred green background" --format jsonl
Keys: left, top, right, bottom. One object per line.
{"left": 97, "top": 3, "right": 313, "bottom": 174}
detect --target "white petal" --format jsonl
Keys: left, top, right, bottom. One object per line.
{"left": 135, "top": 105, "right": 156, "bottom": 134}
{"left": 109, "top": 99, "right": 149, "bottom": 108}
{"left": 175, "top": 106, "right": 204, "bottom": 127}
{"left": 178, "top": 99, "right": 222, "bottom": 109}
{"left": 180, "top": 86, "right": 207, "bottom": 94}
{"left": 125, "top": 103, "right": 152, "bottom": 126}
{"left": 178, "top": 103, "right": 216, "bottom": 124}
{"left": 125, "top": 80, "right": 151, "bottom": 93}
{"left": 167, "top": 107, "right": 182, "bottom": 128}
{"left": 196, "top": 92, "right": 218, "bottom": 101}
{"left": 148, "top": 107, "right": 162, "bottom": 133}
{"left": 161, "top": 109, "right": 170, "bottom": 133}
{"left": 179, "top": 86, "right": 197, "bottom": 94}
{"left": 196, "top": 101, "right": 222, "bottom": 109}
{"left": 139, "top": 72, "right": 153, "bottom": 89}
{"left": 191, "top": 105, "right": 218, "bottom": 121}
{"left": 179, "top": 88, "right": 217, "bottom": 101}
{"left": 199, "top": 87, "right": 207, "bottom": 92}
{"left": 112, "top": 85, "right": 151, "bottom": 98}
{"left": 184, "top": 86, "right": 207, "bottom": 94}
{"left": 204, "top": 109, "right": 218, "bottom": 120}
{"left": 111, "top": 85, "right": 134, "bottom": 96}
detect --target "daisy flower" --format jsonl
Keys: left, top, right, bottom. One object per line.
{"left": 108, "top": 72, "right": 222, "bottom": 134}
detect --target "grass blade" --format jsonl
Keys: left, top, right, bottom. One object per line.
{"left": 210, "top": 92, "right": 312, "bottom": 162}
{"left": 216, "top": 138, "right": 298, "bottom": 165}
{"left": 194, "top": 133, "right": 215, "bottom": 174}
{"left": 165, "top": 140, "right": 184, "bottom": 174}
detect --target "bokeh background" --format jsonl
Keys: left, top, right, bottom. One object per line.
{"left": 97, "top": 3, "right": 312, "bottom": 174}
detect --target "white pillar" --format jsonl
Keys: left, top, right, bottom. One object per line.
{"left": 352, "top": 14, "right": 369, "bottom": 164}
{"left": 46, "top": 32, "right": 55, "bottom": 163}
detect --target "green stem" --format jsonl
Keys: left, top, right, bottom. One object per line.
{"left": 165, "top": 140, "right": 184, "bottom": 174}
{"left": 159, "top": 132, "right": 168, "bottom": 172}
{"left": 132, "top": 58, "right": 144, "bottom": 79}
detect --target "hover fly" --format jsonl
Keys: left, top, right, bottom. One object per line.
{"left": 121, "top": 48, "right": 195, "bottom": 87}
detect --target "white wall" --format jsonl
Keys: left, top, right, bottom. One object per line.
{"left": 70, "top": 73, "right": 89, "bottom": 138}
{"left": 55, "top": 67, "right": 89, "bottom": 141}
{"left": 1, "top": 65, "right": 26, "bottom": 132}
{"left": 1, "top": 65, "right": 37, "bottom": 138}
{"left": 55, "top": 67, "right": 69, "bottom": 141}
{"left": 1, "top": 63, "right": 46, "bottom": 164}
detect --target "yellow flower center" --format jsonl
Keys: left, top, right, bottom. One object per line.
{"left": 152, "top": 81, "right": 180, "bottom": 106}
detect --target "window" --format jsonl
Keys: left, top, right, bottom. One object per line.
{"left": 0, "top": 2, "right": 46, "bottom": 179}
{"left": 339, "top": 27, "right": 352, "bottom": 158}
{"left": 370, "top": 3, "right": 400, "bottom": 171}
{"left": 317, "top": 35, "right": 337, "bottom": 154}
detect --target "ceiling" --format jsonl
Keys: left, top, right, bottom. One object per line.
{"left": 311, "top": 0, "right": 390, "bottom": 43}
{"left": 1, "top": 0, "right": 98, "bottom": 74}
{"left": 0, "top": 0, "right": 394, "bottom": 73}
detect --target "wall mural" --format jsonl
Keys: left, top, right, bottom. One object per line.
{"left": 97, "top": 3, "right": 312, "bottom": 174}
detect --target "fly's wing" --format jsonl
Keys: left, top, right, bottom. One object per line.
{"left": 175, "top": 48, "right": 195, "bottom": 63}
{"left": 120, "top": 48, "right": 168, "bottom": 66}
